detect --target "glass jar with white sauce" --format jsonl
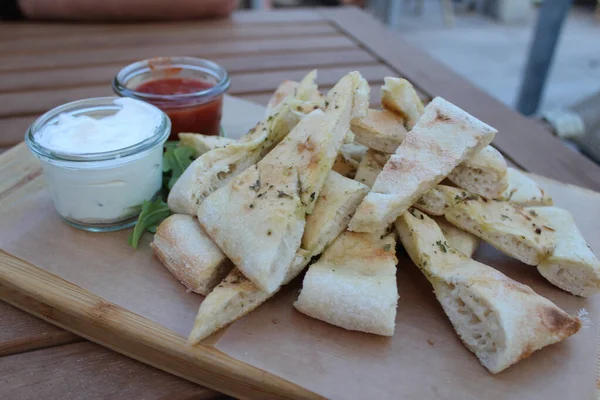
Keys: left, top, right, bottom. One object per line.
{"left": 25, "top": 97, "right": 171, "bottom": 232}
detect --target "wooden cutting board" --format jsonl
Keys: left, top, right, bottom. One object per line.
{"left": 1, "top": 97, "right": 599, "bottom": 400}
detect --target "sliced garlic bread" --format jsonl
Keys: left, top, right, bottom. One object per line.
{"left": 188, "top": 250, "right": 311, "bottom": 344}
{"left": 189, "top": 172, "right": 368, "bottom": 343}
{"left": 294, "top": 231, "right": 399, "bottom": 336}
{"left": 448, "top": 146, "right": 508, "bottom": 198}
{"left": 499, "top": 167, "right": 553, "bottom": 206}
{"left": 168, "top": 71, "right": 319, "bottom": 215}
{"left": 351, "top": 109, "right": 407, "bottom": 153}
{"left": 395, "top": 209, "right": 581, "bottom": 374}
{"left": 381, "top": 77, "right": 424, "bottom": 130}
{"left": 151, "top": 214, "right": 233, "bottom": 295}
{"left": 414, "top": 185, "right": 474, "bottom": 216}
{"left": 354, "top": 149, "right": 388, "bottom": 188}
{"left": 198, "top": 72, "right": 369, "bottom": 293}
{"left": 434, "top": 217, "right": 479, "bottom": 257}
{"left": 331, "top": 152, "right": 359, "bottom": 178}
{"left": 445, "top": 198, "right": 555, "bottom": 265}
{"left": 349, "top": 97, "right": 496, "bottom": 233}
{"left": 531, "top": 207, "right": 600, "bottom": 297}
{"left": 303, "top": 171, "right": 369, "bottom": 254}
{"left": 178, "top": 133, "right": 235, "bottom": 158}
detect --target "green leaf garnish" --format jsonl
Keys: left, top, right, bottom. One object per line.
{"left": 163, "top": 145, "right": 195, "bottom": 190}
{"left": 128, "top": 198, "right": 171, "bottom": 249}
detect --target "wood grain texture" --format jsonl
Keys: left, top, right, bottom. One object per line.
{"left": 0, "top": 342, "right": 226, "bottom": 400}
{"left": 0, "top": 22, "right": 338, "bottom": 54}
{"left": 0, "top": 49, "right": 376, "bottom": 93}
{"left": 0, "top": 36, "right": 356, "bottom": 73}
{"left": 0, "top": 255, "right": 322, "bottom": 400}
{"left": 320, "top": 7, "right": 600, "bottom": 191}
{"left": 0, "top": 65, "right": 391, "bottom": 118}
{"left": 0, "top": 301, "right": 81, "bottom": 357}
{"left": 0, "top": 9, "right": 323, "bottom": 39}
{"left": 0, "top": 143, "right": 41, "bottom": 201}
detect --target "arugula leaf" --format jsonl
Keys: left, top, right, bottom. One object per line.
{"left": 128, "top": 141, "right": 196, "bottom": 250}
{"left": 128, "top": 198, "right": 171, "bottom": 249}
{"left": 163, "top": 145, "right": 195, "bottom": 190}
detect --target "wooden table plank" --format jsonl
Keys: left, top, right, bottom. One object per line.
{"left": 0, "top": 342, "right": 226, "bottom": 400}
{"left": 0, "top": 35, "right": 356, "bottom": 73}
{"left": 0, "top": 65, "right": 391, "bottom": 118}
{"left": 0, "top": 22, "right": 338, "bottom": 54}
{"left": 320, "top": 6, "right": 600, "bottom": 191}
{"left": 0, "top": 49, "right": 377, "bottom": 93}
{"left": 0, "top": 9, "right": 324, "bottom": 39}
{"left": 0, "top": 301, "right": 81, "bottom": 357}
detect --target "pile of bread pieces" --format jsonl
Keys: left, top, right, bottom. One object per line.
{"left": 151, "top": 71, "right": 600, "bottom": 374}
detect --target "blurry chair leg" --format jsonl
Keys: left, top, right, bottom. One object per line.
{"left": 387, "top": 0, "right": 402, "bottom": 28}
{"left": 440, "top": 0, "right": 455, "bottom": 26}
{"left": 516, "top": 0, "right": 572, "bottom": 116}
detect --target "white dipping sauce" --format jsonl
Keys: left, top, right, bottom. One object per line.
{"left": 35, "top": 98, "right": 159, "bottom": 154}
{"left": 29, "top": 97, "right": 169, "bottom": 229}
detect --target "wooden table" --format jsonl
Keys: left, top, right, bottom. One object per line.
{"left": 2, "top": 6, "right": 600, "bottom": 400}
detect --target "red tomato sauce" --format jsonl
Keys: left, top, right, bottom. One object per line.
{"left": 136, "top": 78, "right": 223, "bottom": 139}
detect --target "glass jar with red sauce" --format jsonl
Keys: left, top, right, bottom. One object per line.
{"left": 113, "top": 57, "right": 230, "bottom": 140}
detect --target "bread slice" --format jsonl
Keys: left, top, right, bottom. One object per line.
{"left": 395, "top": 209, "right": 581, "bottom": 373}
{"left": 189, "top": 172, "right": 368, "bottom": 343}
{"left": 266, "top": 70, "right": 325, "bottom": 116}
{"left": 414, "top": 185, "right": 474, "bottom": 216}
{"left": 168, "top": 71, "right": 319, "bottom": 215}
{"left": 340, "top": 142, "right": 368, "bottom": 163}
{"left": 447, "top": 146, "right": 508, "bottom": 198}
{"left": 354, "top": 149, "right": 388, "bottom": 188}
{"left": 294, "top": 231, "right": 399, "bottom": 336}
{"left": 178, "top": 133, "right": 235, "bottom": 158}
{"left": 349, "top": 97, "right": 496, "bottom": 233}
{"left": 331, "top": 152, "right": 359, "bottom": 178}
{"left": 188, "top": 250, "right": 311, "bottom": 344}
{"left": 499, "top": 167, "right": 553, "bottom": 206}
{"left": 434, "top": 217, "right": 479, "bottom": 257}
{"left": 381, "top": 77, "right": 424, "bottom": 130}
{"left": 198, "top": 72, "right": 369, "bottom": 293}
{"left": 351, "top": 109, "right": 407, "bottom": 153}
{"left": 531, "top": 207, "right": 600, "bottom": 297}
{"left": 151, "top": 214, "right": 233, "bottom": 295}
{"left": 303, "top": 171, "right": 369, "bottom": 254}
{"left": 445, "top": 198, "right": 555, "bottom": 265}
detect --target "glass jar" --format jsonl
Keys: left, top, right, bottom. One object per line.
{"left": 112, "top": 57, "right": 230, "bottom": 140}
{"left": 25, "top": 97, "right": 171, "bottom": 232}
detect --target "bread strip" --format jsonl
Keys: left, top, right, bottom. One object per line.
{"left": 381, "top": 77, "right": 424, "bottom": 130}
{"left": 351, "top": 109, "right": 407, "bottom": 153}
{"left": 434, "top": 217, "right": 479, "bottom": 257}
{"left": 414, "top": 185, "right": 473, "bottom": 216}
{"left": 447, "top": 146, "right": 508, "bottom": 198}
{"left": 266, "top": 71, "right": 325, "bottom": 117}
{"left": 354, "top": 149, "right": 388, "bottom": 188}
{"left": 302, "top": 172, "right": 369, "bottom": 254}
{"left": 168, "top": 70, "right": 319, "bottom": 215}
{"left": 395, "top": 209, "right": 580, "bottom": 373}
{"left": 531, "top": 207, "right": 600, "bottom": 297}
{"left": 178, "top": 133, "right": 235, "bottom": 158}
{"left": 189, "top": 172, "right": 369, "bottom": 343}
{"left": 445, "top": 198, "right": 555, "bottom": 265}
{"left": 331, "top": 152, "right": 359, "bottom": 178}
{"left": 188, "top": 250, "right": 311, "bottom": 344}
{"left": 151, "top": 215, "right": 233, "bottom": 295}
{"left": 340, "top": 142, "right": 368, "bottom": 163}
{"left": 349, "top": 97, "right": 496, "bottom": 233}
{"left": 294, "top": 231, "right": 398, "bottom": 336}
{"left": 499, "top": 167, "right": 553, "bottom": 206}
{"left": 199, "top": 72, "right": 369, "bottom": 293}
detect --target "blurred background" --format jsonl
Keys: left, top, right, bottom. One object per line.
{"left": 242, "top": 0, "right": 600, "bottom": 163}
